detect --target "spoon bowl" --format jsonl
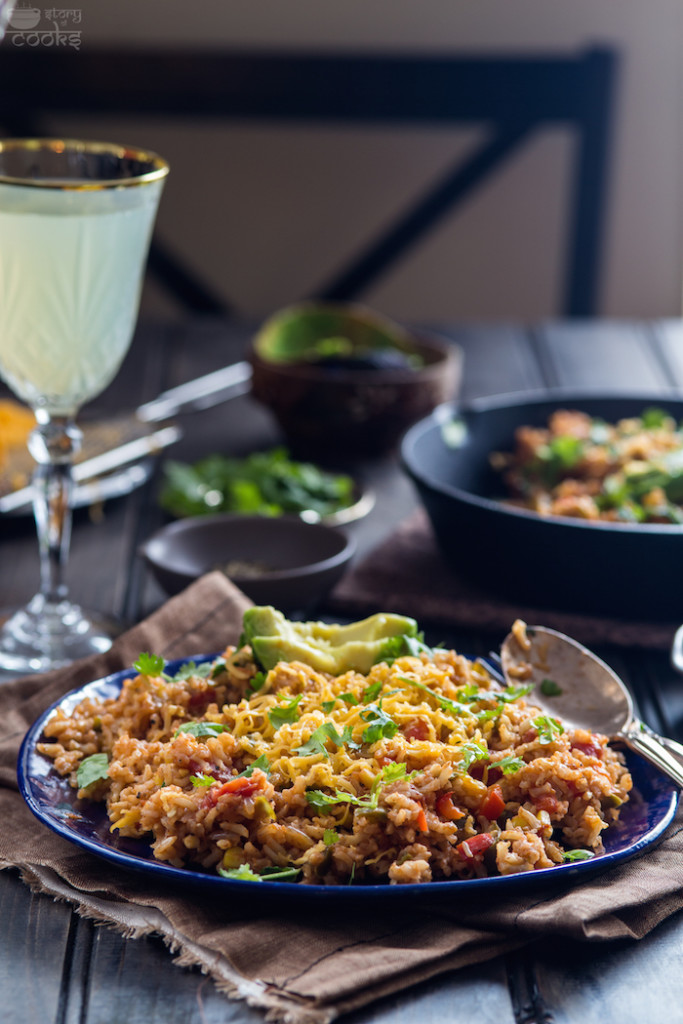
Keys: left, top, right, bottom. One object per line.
{"left": 501, "top": 623, "right": 683, "bottom": 789}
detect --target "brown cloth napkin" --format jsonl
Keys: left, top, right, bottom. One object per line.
{"left": 330, "top": 509, "right": 679, "bottom": 650}
{"left": 2, "top": 571, "right": 683, "bottom": 1024}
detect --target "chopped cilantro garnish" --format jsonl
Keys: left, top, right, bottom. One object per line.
{"left": 175, "top": 721, "right": 229, "bottom": 739}
{"left": 218, "top": 863, "right": 262, "bottom": 881}
{"left": 362, "top": 680, "right": 383, "bottom": 703}
{"left": 533, "top": 715, "right": 565, "bottom": 744}
{"left": 305, "top": 763, "right": 414, "bottom": 813}
{"left": 217, "top": 862, "right": 301, "bottom": 882}
{"left": 321, "top": 699, "right": 337, "bottom": 714}
{"left": 455, "top": 740, "right": 489, "bottom": 772}
{"left": 190, "top": 772, "right": 215, "bottom": 787}
{"left": 267, "top": 693, "right": 303, "bottom": 729}
{"left": 247, "top": 670, "right": 266, "bottom": 694}
{"left": 171, "top": 660, "right": 213, "bottom": 682}
{"left": 211, "top": 660, "right": 227, "bottom": 679}
{"left": 237, "top": 753, "right": 271, "bottom": 778}
{"left": 297, "top": 722, "right": 353, "bottom": 758}
{"left": 496, "top": 684, "right": 534, "bottom": 703}
{"left": 493, "top": 754, "right": 525, "bottom": 775}
{"left": 400, "top": 677, "right": 471, "bottom": 717}
{"left": 323, "top": 829, "right": 339, "bottom": 845}
{"left": 133, "top": 652, "right": 166, "bottom": 677}
{"left": 76, "top": 752, "right": 110, "bottom": 789}
{"left": 359, "top": 702, "right": 399, "bottom": 745}
{"left": 540, "top": 678, "right": 563, "bottom": 697}
{"left": 563, "top": 849, "right": 594, "bottom": 862}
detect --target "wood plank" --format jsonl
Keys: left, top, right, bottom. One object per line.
{"left": 0, "top": 870, "right": 76, "bottom": 1022}
{"left": 432, "top": 324, "right": 545, "bottom": 401}
{"left": 535, "top": 321, "right": 673, "bottom": 391}
{"left": 651, "top": 319, "right": 683, "bottom": 387}
{"left": 535, "top": 911, "right": 683, "bottom": 1024}
{"left": 73, "top": 923, "right": 265, "bottom": 1024}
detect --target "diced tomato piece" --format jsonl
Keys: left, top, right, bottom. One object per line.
{"left": 533, "top": 793, "right": 560, "bottom": 815}
{"left": 571, "top": 740, "right": 603, "bottom": 759}
{"left": 468, "top": 761, "right": 487, "bottom": 781}
{"left": 415, "top": 808, "right": 428, "bottom": 832}
{"left": 403, "top": 719, "right": 430, "bottom": 741}
{"left": 220, "top": 776, "right": 260, "bottom": 795}
{"left": 435, "top": 792, "right": 465, "bottom": 821}
{"left": 456, "top": 833, "right": 495, "bottom": 861}
{"left": 205, "top": 776, "right": 260, "bottom": 807}
{"left": 188, "top": 686, "right": 217, "bottom": 709}
{"left": 479, "top": 784, "right": 505, "bottom": 821}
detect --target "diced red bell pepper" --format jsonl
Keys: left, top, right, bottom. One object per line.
{"left": 403, "top": 718, "right": 430, "bottom": 741}
{"left": 435, "top": 792, "right": 466, "bottom": 821}
{"left": 204, "top": 775, "right": 259, "bottom": 807}
{"left": 479, "top": 784, "right": 505, "bottom": 821}
{"left": 533, "top": 792, "right": 560, "bottom": 815}
{"left": 456, "top": 833, "right": 495, "bottom": 861}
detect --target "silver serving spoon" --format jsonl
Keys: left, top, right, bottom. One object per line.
{"left": 500, "top": 624, "right": 683, "bottom": 789}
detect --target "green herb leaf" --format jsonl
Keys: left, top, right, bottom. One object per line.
{"left": 247, "top": 670, "right": 266, "bottom": 694}
{"left": 268, "top": 693, "right": 303, "bottom": 729}
{"left": 210, "top": 660, "right": 227, "bottom": 679}
{"left": 359, "top": 703, "right": 399, "bottom": 745}
{"left": 190, "top": 773, "right": 215, "bottom": 787}
{"left": 563, "top": 849, "right": 595, "bottom": 862}
{"left": 533, "top": 715, "right": 565, "bottom": 744}
{"left": 362, "top": 680, "right": 383, "bottom": 703}
{"left": 76, "top": 752, "right": 110, "bottom": 789}
{"left": 297, "top": 722, "right": 348, "bottom": 758}
{"left": 401, "top": 677, "right": 472, "bottom": 718}
{"left": 133, "top": 652, "right": 165, "bottom": 677}
{"left": 218, "top": 863, "right": 263, "bottom": 881}
{"left": 323, "top": 829, "right": 339, "bottom": 845}
{"left": 496, "top": 684, "right": 534, "bottom": 703}
{"left": 321, "top": 699, "right": 337, "bottom": 714}
{"left": 456, "top": 740, "right": 489, "bottom": 772}
{"left": 236, "top": 753, "right": 271, "bottom": 778}
{"left": 540, "top": 678, "right": 563, "bottom": 696}
{"left": 175, "top": 721, "right": 229, "bottom": 739}
{"left": 493, "top": 754, "right": 525, "bottom": 775}
{"left": 171, "top": 660, "right": 213, "bottom": 682}
{"left": 259, "top": 866, "right": 302, "bottom": 882}
{"left": 641, "top": 407, "right": 668, "bottom": 429}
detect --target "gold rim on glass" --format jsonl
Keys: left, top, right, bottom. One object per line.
{"left": 0, "top": 138, "right": 169, "bottom": 190}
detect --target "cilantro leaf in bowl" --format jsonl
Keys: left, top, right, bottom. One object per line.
{"left": 159, "top": 447, "right": 355, "bottom": 520}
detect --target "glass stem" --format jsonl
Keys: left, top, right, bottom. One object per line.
{"left": 28, "top": 412, "right": 82, "bottom": 607}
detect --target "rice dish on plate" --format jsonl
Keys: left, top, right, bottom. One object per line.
{"left": 36, "top": 615, "right": 632, "bottom": 885}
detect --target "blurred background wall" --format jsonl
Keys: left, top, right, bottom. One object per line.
{"left": 2, "top": 0, "right": 682, "bottom": 324}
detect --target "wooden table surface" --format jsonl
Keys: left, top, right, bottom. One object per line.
{"left": 3, "top": 317, "right": 683, "bottom": 1023}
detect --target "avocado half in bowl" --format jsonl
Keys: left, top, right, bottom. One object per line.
{"left": 249, "top": 303, "right": 462, "bottom": 458}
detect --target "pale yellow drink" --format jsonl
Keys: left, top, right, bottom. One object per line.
{"left": 0, "top": 180, "right": 163, "bottom": 414}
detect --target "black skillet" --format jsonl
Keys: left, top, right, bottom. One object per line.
{"left": 400, "top": 390, "right": 683, "bottom": 620}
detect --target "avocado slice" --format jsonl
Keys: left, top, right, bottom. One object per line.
{"left": 241, "top": 606, "right": 420, "bottom": 674}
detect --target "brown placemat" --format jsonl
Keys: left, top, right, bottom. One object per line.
{"left": 2, "top": 571, "right": 683, "bottom": 1024}
{"left": 330, "top": 509, "right": 679, "bottom": 650}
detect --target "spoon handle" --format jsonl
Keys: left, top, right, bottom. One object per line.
{"left": 621, "top": 725, "right": 683, "bottom": 789}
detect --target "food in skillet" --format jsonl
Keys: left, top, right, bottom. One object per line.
{"left": 36, "top": 609, "right": 631, "bottom": 885}
{"left": 492, "top": 407, "right": 683, "bottom": 523}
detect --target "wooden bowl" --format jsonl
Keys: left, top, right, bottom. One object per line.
{"left": 249, "top": 304, "right": 462, "bottom": 459}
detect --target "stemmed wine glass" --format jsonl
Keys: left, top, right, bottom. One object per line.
{"left": 0, "top": 139, "right": 168, "bottom": 673}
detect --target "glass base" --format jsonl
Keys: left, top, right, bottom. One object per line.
{"left": 0, "top": 594, "right": 118, "bottom": 675}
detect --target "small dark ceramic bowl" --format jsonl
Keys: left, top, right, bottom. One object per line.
{"left": 401, "top": 391, "right": 683, "bottom": 621}
{"left": 249, "top": 304, "right": 462, "bottom": 458}
{"left": 140, "top": 514, "right": 355, "bottom": 611}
